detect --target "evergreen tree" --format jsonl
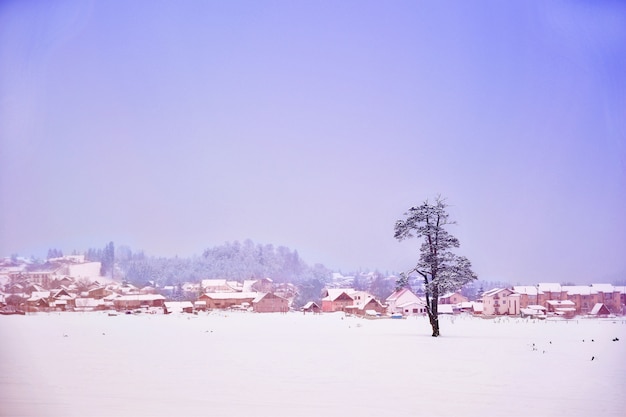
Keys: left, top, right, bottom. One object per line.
{"left": 394, "top": 197, "right": 477, "bottom": 337}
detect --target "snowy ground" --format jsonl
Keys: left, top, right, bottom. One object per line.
{"left": 1, "top": 312, "right": 625, "bottom": 417}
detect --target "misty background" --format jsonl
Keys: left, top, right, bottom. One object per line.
{"left": 1, "top": 1, "right": 625, "bottom": 284}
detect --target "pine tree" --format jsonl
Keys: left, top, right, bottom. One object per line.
{"left": 394, "top": 197, "right": 477, "bottom": 337}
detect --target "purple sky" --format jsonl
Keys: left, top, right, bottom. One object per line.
{"left": 1, "top": 1, "right": 625, "bottom": 284}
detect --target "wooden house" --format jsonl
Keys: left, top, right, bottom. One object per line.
{"left": 198, "top": 292, "right": 257, "bottom": 310}
{"left": 200, "top": 279, "right": 238, "bottom": 293}
{"left": 253, "top": 293, "right": 289, "bottom": 313}
{"left": 164, "top": 301, "right": 194, "bottom": 314}
{"left": 302, "top": 301, "right": 321, "bottom": 314}
{"left": 439, "top": 291, "right": 468, "bottom": 305}
{"left": 345, "top": 297, "right": 386, "bottom": 317}
{"left": 321, "top": 288, "right": 354, "bottom": 312}
{"left": 589, "top": 303, "right": 611, "bottom": 317}
{"left": 113, "top": 294, "right": 165, "bottom": 310}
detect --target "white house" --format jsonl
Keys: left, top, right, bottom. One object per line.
{"left": 386, "top": 288, "right": 427, "bottom": 316}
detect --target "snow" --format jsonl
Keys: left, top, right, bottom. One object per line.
{"left": 1, "top": 313, "right": 625, "bottom": 417}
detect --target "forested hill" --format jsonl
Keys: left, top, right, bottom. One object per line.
{"left": 105, "top": 240, "right": 333, "bottom": 288}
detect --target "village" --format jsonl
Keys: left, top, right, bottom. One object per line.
{"left": 1, "top": 255, "right": 625, "bottom": 319}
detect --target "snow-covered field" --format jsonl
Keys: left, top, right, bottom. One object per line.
{"left": 1, "top": 312, "right": 625, "bottom": 417}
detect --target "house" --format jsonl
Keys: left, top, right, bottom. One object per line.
{"left": 546, "top": 300, "right": 576, "bottom": 318}
{"left": 302, "top": 301, "right": 321, "bottom": 314}
{"left": 113, "top": 294, "right": 165, "bottom": 310}
{"left": 87, "top": 286, "right": 110, "bottom": 299}
{"left": 345, "top": 297, "right": 386, "bottom": 317}
{"left": 590, "top": 284, "right": 621, "bottom": 314}
{"left": 26, "top": 291, "right": 51, "bottom": 311}
{"left": 52, "top": 288, "right": 76, "bottom": 310}
{"left": 562, "top": 286, "right": 595, "bottom": 315}
{"left": 386, "top": 288, "right": 426, "bottom": 316}
{"left": 589, "top": 303, "right": 611, "bottom": 317}
{"left": 253, "top": 292, "right": 289, "bottom": 313}
{"left": 537, "top": 283, "right": 566, "bottom": 305}
{"left": 74, "top": 298, "right": 105, "bottom": 312}
{"left": 164, "top": 301, "right": 194, "bottom": 314}
{"left": 321, "top": 288, "right": 354, "bottom": 312}
{"left": 51, "top": 276, "right": 75, "bottom": 288}
{"left": 457, "top": 301, "right": 484, "bottom": 315}
{"left": 470, "top": 302, "right": 483, "bottom": 315}
{"left": 201, "top": 279, "right": 237, "bottom": 293}
{"left": 24, "top": 283, "right": 46, "bottom": 294}
{"left": 252, "top": 278, "right": 275, "bottom": 293}
{"left": 512, "top": 286, "right": 540, "bottom": 309}
{"left": 439, "top": 291, "right": 468, "bottom": 305}
{"left": 481, "top": 288, "right": 519, "bottom": 316}
{"left": 520, "top": 305, "right": 547, "bottom": 319}
{"left": 194, "top": 300, "right": 207, "bottom": 311}
{"left": 198, "top": 292, "right": 257, "bottom": 310}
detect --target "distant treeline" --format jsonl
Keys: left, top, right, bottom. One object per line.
{"left": 84, "top": 239, "right": 332, "bottom": 291}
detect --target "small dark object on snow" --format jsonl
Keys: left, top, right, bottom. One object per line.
{"left": 612, "top": 337, "right": 619, "bottom": 342}
{"left": 549, "top": 341, "right": 552, "bottom": 344}
{"left": 592, "top": 339, "right": 595, "bottom": 342}
{"left": 591, "top": 356, "right": 595, "bottom": 361}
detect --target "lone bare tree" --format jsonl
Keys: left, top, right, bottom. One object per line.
{"left": 394, "top": 197, "right": 477, "bottom": 337}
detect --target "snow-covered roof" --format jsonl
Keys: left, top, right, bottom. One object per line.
{"left": 302, "top": 301, "right": 319, "bottom": 309}
{"left": 590, "top": 284, "right": 615, "bottom": 293}
{"left": 397, "top": 299, "right": 426, "bottom": 309}
{"left": 29, "top": 291, "right": 50, "bottom": 299}
{"left": 438, "top": 304, "right": 454, "bottom": 314}
{"left": 471, "top": 303, "right": 483, "bottom": 313}
{"left": 482, "top": 288, "right": 511, "bottom": 297}
{"left": 589, "top": 303, "right": 610, "bottom": 315}
{"left": 75, "top": 298, "right": 103, "bottom": 308}
{"left": 164, "top": 301, "right": 194, "bottom": 311}
{"left": 116, "top": 294, "right": 165, "bottom": 301}
{"left": 614, "top": 286, "right": 626, "bottom": 294}
{"left": 546, "top": 300, "right": 575, "bottom": 307}
{"left": 252, "top": 292, "right": 287, "bottom": 303}
{"left": 201, "top": 292, "right": 258, "bottom": 300}
{"left": 386, "top": 288, "right": 409, "bottom": 301}
{"left": 537, "top": 283, "right": 562, "bottom": 293}
{"left": 521, "top": 308, "right": 545, "bottom": 315}
{"left": 323, "top": 288, "right": 355, "bottom": 301}
{"left": 563, "top": 286, "right": 593, "bottom": 296}
{"left": 202, "top": 279, "right": 227, "bottom": 286}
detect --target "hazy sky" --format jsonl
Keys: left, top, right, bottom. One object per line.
{"left": 1, "top": 1, "right": 625, "bottom": 284}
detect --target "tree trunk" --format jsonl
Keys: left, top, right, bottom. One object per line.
{"left": 429, "top": 312, "right": 440, "bottom": 337}
{"left": 429, "top": 289, "right": 440, "bottom": 337}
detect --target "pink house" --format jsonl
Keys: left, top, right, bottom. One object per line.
{"left": 481, "top": 288, "right": 520, "bottom": 316}
{"left": 321, "top": 288, "right": 354, "bottom": 312}
{"left": 439, "top": 291, "right": 468, "bottom": 305}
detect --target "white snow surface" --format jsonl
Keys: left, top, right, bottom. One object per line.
{"left": 1, "top": 312, "right": 625, "bottom": 417}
